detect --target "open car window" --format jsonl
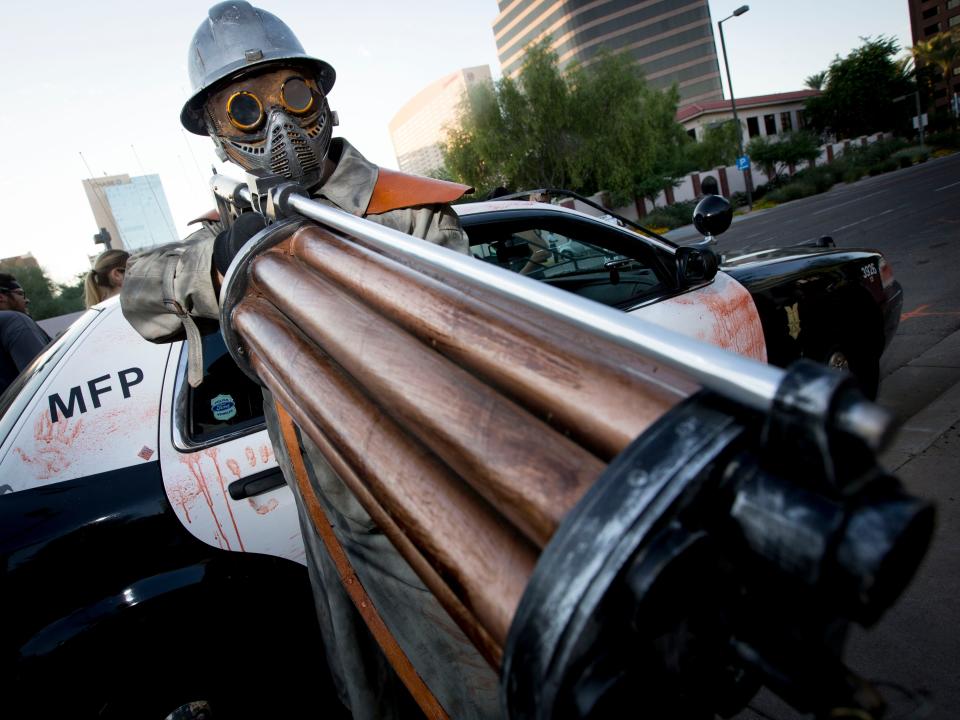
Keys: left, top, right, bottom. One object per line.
{"left": 173, "top": 330, "right": 265, "bottom": 449}
{"left": 465, "top": 213, "right": 670, "bottom": 310}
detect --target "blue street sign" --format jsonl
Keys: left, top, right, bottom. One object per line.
{"left": 736, "top": 155, "right": 750, "bottom": 171}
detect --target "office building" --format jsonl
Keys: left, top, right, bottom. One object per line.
{"left": 908, "top": 0, "right": 960, "bottom": 112}
{"left": 390, "top": 66, "right": 493, "bottom": 176}
{"left": 493, "top": 0, "right": 723, "bottom": 106}
{"left": 82, "top": 174, "right": 179, "bottom": 253}
{"left": 0, "top": 253, "right": 41, "bottom": 272}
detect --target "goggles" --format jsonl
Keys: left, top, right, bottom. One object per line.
{"left": 208, "top": 67, "right": 320, "bottom": 135}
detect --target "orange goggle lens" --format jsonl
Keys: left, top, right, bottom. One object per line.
{"left": 226, "top": 91, "right": 264, "bottom": 131}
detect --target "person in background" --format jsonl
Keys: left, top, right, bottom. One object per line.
{"left": 84, "top": 249, "right": 129, "bottom": 308}
{"left": 0, "top": 273, "right": 51, "bottom": 396}
{"left": 518, "top": 192, "right": 554, "bottom": 276}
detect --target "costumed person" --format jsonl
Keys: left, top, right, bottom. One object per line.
{"left": 119, "top": 3, "right": 498, "bottom": 718}
{"left": 83, "top": 249, "right": 129, "bottom": 308}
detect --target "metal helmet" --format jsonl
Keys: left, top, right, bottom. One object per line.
{"left": 181, "top": 1, "right": 335, "bottom": 135}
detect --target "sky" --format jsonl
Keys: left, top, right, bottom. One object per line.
{"left": 0, "top": 0, "right": 912, "bottom": 283}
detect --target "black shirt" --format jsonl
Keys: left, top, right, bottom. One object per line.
{"left": 0, "top": 311, "right": 51, "bottom": 396}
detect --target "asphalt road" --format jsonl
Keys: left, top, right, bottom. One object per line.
{"left": 675, "top": 155, "right": 960, "bottom": 719}
{"left": 669, "top": 153, "right": 960, "bottom": 422}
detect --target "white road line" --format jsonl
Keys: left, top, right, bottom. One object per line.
{"left": 832, "top": 207, "right": 896, "bottom": 233}
{"left": 811, "top": 189, "right": 888, "bottom": 215}
{"left": 934, "top": 180, "right": 960, "bottom": 192}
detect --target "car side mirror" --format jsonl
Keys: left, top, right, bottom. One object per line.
{"left": 676, "top": 246, "right": 719, "bottom": 284}
{"left": 692, "top": 195, "right": 733, "bottom": 239}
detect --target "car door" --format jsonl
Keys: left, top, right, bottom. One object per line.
{"left": 157, "top": 329, "right": 305, "bottom": 564}
{"left": 463, "top": 208, "right": 766, "bottom": 362}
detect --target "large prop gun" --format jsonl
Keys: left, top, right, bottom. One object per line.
{"left": 213, "top": 171, "right": 934, "bottom": 719}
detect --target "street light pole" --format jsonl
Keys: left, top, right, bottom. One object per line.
{"left": 719, "top": 5, "right": 751, "bottom": 211}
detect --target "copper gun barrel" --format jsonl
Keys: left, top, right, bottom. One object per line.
{"left": 249, "top": 248, "right": 606, "bottom": 547}
{"left": 235, "top": 299, "right": 536, "bottom": 656}
{"left": 289, "top": 225, "right": 694, "bottom": 460}
{"left": 227, "top": 224, "right": 703, "bottom": 666}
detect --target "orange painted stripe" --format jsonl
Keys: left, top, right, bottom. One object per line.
{"left": 275, "top": 403, "right": 449, "bottom": 719}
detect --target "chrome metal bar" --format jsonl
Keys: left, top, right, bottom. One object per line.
{"left": 283, "top": 188, "right": 783, "bottom": 412}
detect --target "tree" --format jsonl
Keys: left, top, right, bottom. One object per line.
{"left": 746, "top": 131, "right": 820, "bottom": 180}
{"left": 441, "top": 41, "right": 687, "bottom": 206}
{"left": 804, "top": 36, "right": 914, "bottom": 138}
{"left": 912, "top": 29, "right": 960, "bottom": 126}
{"left": 0, "top": 263, "right": 85, "bottom": 321}
{"left": 804, "top": 71, "right": 827, "bottom": 91}
{"left": 681, "top": 120, "right": 741, "bottom": 171}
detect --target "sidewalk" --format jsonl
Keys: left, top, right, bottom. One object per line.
{"left": 736, "top": 329, "right": 960, "bottom": 720}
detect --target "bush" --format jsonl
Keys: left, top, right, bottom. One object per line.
{"left": 898, "top": 155, "right": 912, "bottom": 169}
{"left": 840, "top": 137, "right": 908, "bottom": 169}
{"left": 867, "top": 159, "right": 897, "bottom": 176}
{"left": 642, "top": 199, "right": 698, "bottom": 230}
{"left": 843, "top": 168, "right": 864, "bottom": 183}
{"left": 926, "top": 130, "right": 960, "bottom": 150}
{"left": 793, "top": 164, "right": 839, "bottom": 193}
{"left": 767, "top": 182, "right": 818, "bottom": 203}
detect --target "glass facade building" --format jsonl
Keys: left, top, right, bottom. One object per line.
{"left": 493, "top": 0, "right": 724, "bottom": 106}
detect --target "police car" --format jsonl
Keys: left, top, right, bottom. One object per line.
{"left": 0, "top": 298, "right": 343, "bottom": 717}
{"left": 0, "top": 196, "right": 901, "bottom": 715}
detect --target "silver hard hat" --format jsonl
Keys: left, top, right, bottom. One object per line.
{"left": 181, "top": 1, "right": 336, "bottom": 135}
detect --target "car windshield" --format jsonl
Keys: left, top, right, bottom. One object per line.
{"left": 465, "top": 216, "right": 667, "bottom": 309}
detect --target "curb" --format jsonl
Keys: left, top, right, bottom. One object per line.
{"left": 881, "top": 377, "right": 960, "bottom": 472}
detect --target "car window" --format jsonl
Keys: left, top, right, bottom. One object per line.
{"left": 177, "top": 331, "right": 264, "bottom": 447}
{"left": 466, "top": 215, "right": 668, "bottom": 309}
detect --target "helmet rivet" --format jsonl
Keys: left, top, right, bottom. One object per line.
{"left": 244, "top": 48, "right": 263, "bottom": 62}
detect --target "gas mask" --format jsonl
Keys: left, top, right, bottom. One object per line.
{"left": 205, "top": 66, "right": 339, "bottom": 188}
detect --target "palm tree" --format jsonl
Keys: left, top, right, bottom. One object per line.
{"left": 804, "top": 71, "right": 827, "bottom": 91}
{"left": 912, "top": 29, "right": 960, "bottom": 125}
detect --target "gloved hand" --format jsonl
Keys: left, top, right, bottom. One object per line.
{"left": 213, "top": 212, "right": 267, "bottom": 277}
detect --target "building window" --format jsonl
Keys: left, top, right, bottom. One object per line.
{"left": 924, "top": 22, "right": 941, "bottom": 35}
{"left": 950, "top": 14, "right": 960, "bottom": 27}
{"left": 747, "top": 116, "right": 760, "bottom": 138}
{"left": 796, "top": 112, "right": 807, "bottom": 130}
{"left": 687, "top": 128, "right": 697, "bottom": 140}
{"left": 949, "top": 0, "right": 959, "bottom": 10}
{"left": 764, "top": 114, "right": 777, "bottom": 135}
{"left": 922, "top": 6, "right": 938, "bottom": 19}
{"left": 780, "top": 111, "right": 793, "bottom": 133}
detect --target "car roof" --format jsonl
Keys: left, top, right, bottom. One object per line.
{"left": 455, "top": 199, "right": 604, "bottom": 222}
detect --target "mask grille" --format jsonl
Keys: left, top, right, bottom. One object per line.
{"left": 270, "top": 125, "right": 291, "bottom": 176}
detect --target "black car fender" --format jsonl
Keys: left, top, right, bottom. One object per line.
{"left": 1, "top": 462, "right": 329, "bottom": 716}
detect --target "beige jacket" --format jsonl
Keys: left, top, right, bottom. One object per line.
{"left": 121, "top": 138, "right": 468, "bottom": 345}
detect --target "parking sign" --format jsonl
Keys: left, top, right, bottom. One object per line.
{"left": 736, "top": 155, "right": 750, "bottom": 171}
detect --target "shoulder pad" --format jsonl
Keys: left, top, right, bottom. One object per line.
{"left": 366, "top": 169, "right": 472, "bottom": 215}
{"left": 188, "top": 208, "right": 221, "bottom": 225}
